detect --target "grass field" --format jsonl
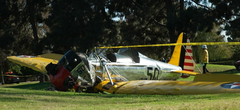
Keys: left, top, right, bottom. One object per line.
{"left": 1, "top": 64, "right": 240, "bottom": 110}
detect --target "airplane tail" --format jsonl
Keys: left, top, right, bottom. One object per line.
{"left": 168, "top": 33, "right": 195, "bottom": 78}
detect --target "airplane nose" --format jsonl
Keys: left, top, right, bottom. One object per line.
{"left": 63, "top": 76, "right": 76, "bottom": 89}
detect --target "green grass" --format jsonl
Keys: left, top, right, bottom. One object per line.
{"left": 1, "top": 64, "right": 240, "bottom": 110}
{"left": 178, "top": 63, "right": 240, "bottom": 81}
{"left": 2, "top": 82, "right": 240, "bottom": 110}
{"left": 194, "top": 63, "right": 238, "bottom": 74}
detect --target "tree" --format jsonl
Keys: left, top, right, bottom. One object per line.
{"left": 193, "top": 28, "right": 233, "bottom": 62}
{"left": 207, "top": 0, "right": 240, "bottom": 41}
{"left": 0, "top": 0, "right": 50, "bottom": 83}
{"left": 1, "top": 0, "right": 239, "bottom": 82}
{"left": 44, "top": 0, "right": 118, "bottom": 53}
{"left": 106, "top": 0, "right": 219, "bottom": 58}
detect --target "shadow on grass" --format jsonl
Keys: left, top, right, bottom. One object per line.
{"left": 210, "top": 69, "right": 240, "bottom": 74}
{"left": 2, "top": 81, "right": 52, "bottom": 90}
{"left": 2, "top": 81, "right": 240, "bottom": 103}
{"left": 1, "top": 82, "right": 134, "bottom": 98}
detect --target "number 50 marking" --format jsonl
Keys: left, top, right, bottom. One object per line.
{"left": 147, "top": 67, "right": 159, "bottom": 80}
{"left": 76, "top": 65, "right": 86, "bottom": 74}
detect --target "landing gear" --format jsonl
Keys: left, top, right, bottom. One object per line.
{"left": 236, "top": 65, "right": 240, "bottom": 70}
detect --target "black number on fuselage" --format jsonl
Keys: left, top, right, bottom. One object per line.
{"left": 76, "top": 65, "right": 85, "bottom": 74}
{"left": 153, "top": 68, "right": 159, "bottom": 80}
{"left": 147, "top": 67, "right": 159, "bottom": 80}
{"left": 147, "top": 67, "right": 153, "bottom": 80}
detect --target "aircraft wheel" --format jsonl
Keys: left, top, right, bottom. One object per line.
{"left": 76, "top": 86, "right": 83, "bottom": 93}
{"left": 63, "top": 76, "right": 75, "bottom": 89}
{"left": 237, "top": 65, "right": 240, "bottom": 70}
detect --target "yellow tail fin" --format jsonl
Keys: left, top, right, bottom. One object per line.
{"left": 168, "top": 32, "right": 187, "bottom": 69}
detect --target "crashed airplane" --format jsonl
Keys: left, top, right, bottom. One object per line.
{"left": 7, "top": 32, "right": 240, "bottom": 95}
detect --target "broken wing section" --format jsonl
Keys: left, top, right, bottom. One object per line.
{"left": 7, "top": 55, "right": 59, "bottom": 74}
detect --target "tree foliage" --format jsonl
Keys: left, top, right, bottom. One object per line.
{"left": 44, "top": 0, "right": 118, "bottom": 53}
{"left": 193, "top": 27, "right": 233, "bottom": 62}
{"left": 1, "top": 0, "right": 240, "bottom": 77}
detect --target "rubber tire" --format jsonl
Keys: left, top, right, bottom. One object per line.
{"left": 237, "top": 65, "right": 240, "bottom": 70}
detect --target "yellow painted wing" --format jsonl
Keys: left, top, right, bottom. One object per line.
{"left": 95, "top": 80, "right": 240, "bottom": 95}
{"left": 7, "top": 54, "right": 62, "bottom": 74}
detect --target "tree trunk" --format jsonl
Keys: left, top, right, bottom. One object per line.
{"left": 0, "top": 67, "right": 5, "bottom": 85}
{"left": 180, "top": 0, "right": 184, "bottom": 11}
{"left": 27, "top": 0, "right": 39, "bottom": 44}
{"left": 27, "top": 0, "right": 44, "bottom": 82}
{"left": 165, "top": 0, "right": 177, "bottom": 53}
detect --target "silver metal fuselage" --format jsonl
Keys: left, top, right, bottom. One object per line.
{"left": 89, "top": 52, "right": 182, "bottom": 81}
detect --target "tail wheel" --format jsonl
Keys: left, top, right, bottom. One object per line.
{"left": 181, "top": 74, "right": 190, "bottom": 78}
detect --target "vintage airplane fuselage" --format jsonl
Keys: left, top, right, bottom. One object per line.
{"left": 89, "top": 52, "right": 182, "bottom": 81}
{"left": 47, "top": 49, "right": 182, "bottom": 91}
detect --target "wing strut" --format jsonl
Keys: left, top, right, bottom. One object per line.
{"left": 94, "top": 47, "right": 114, "bottom": 85}
{"left": 102, "top": 60, "right": 114, "bottom": 85}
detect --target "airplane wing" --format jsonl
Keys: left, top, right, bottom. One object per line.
{"left": 7, "top": 53, "right": 62, "bottom": 74}
{"left": 95, "top": 78, "right": 240, "bottom": 95}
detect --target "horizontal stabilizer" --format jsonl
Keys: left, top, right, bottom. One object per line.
{"left": 172, "top": 70, "right": 200, "bottom": 76}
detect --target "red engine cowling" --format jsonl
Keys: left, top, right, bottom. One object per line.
{"left": 46, "top": 63, "right": 78, "bottom": 91}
